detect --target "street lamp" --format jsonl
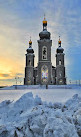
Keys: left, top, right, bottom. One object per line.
{"left": 15, "top": 77, "right": 19, "bottom": 89}
{"left": 69, "top": 80, "right": 71, "bottom": 85}
{"left": 66, "top": 76, "right": 67, "bottom": 85}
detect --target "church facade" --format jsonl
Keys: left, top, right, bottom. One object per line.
{"left": 24, "top": 18, "right": 66, "bottom": 85}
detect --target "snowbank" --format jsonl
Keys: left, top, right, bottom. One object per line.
{"left": 0, "top": 92, "right": 81, "bottom": 137}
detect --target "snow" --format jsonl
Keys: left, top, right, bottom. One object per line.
{"left": 0, "top": 87, "right": 81, "bottom": 136}
{"left": 0, "top": 85, "right": 81, "bottom": 103}
{"left": 1, "top": 84, "right": 81, "bottom": 90}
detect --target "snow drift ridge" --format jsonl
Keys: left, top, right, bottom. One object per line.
{"left": 0, "top": 92, "right": 81, "bottom": 137}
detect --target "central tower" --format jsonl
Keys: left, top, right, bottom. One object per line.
{"left": 38, "top": 17, "right": 52, "bottom": 85}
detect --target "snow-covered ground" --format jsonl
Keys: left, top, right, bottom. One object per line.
{"left": 0, "top": 85, "right": 81, "bottom": 136}
{"left": 0, "top": 85, "right": 81, "bottom": 103}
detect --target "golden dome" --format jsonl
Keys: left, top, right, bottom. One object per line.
{"left": 43, "top": 17, "right": 47, "bottom": 24}
{"left": 58, "top": 36, "right": 61, "bottom": 44}
{"left": 58, "top": 40, "right": 61, "bottom": 44}
{"left": 29, "top": 37, "right": 32, "bottom": 44}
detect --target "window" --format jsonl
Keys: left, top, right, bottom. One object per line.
{"left": 59, "top": 79, "right": 63, "bottom": 83}
{"left": 59, "top": 60, "right": 61, "bottom": 65}
{"left": 60, "top": 73, "right": 62, "bottom": 76}
{"left": 41, "top": 65, "right": 48, "bottom": 83}
{"left": 59, "top": 71, "right": 62, "bottom": 77}
{"left": 29, "top": 60, "right": 31, "bottom": 66}
{"left": 42, "top": 46, "right": 47, "bottom": 60}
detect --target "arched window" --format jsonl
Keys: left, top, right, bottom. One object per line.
{"left": 41, "top": 65, "right": 48, "bottom": 83}
{"left": 59, "top": 60, "right": 61, "bottom": 65}
{"left": 42, "top": 46, "right": 47, "bottom": 60}
{"left": 29, "top": 60, "right": 31, "bottom": 66}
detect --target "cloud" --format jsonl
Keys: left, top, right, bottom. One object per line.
{"left": 0, "top": 74, "right": 10, "bottom": 78}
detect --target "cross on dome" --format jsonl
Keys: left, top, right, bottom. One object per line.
{"left": 43, "top": 14, "right": 47, "bottom": 24}
{"left": 42, "top": 14, "right": 47, "bottom": 30}
{"left": 29, "top": 36, "right": 32, "bottom": 47}
{"left": 58, "top": 36, "right": 61, "bottom": 47}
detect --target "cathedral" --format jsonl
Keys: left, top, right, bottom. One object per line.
{"left": 24, "top": 17, "right": 66, "bottom": 85}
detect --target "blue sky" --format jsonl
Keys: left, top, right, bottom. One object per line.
{"left": 0, "top": 0, "right": 81, "bottom": 85}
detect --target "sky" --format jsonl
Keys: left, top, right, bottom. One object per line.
{"left": 0, "top": 0, "right": 81, "bottom": 86}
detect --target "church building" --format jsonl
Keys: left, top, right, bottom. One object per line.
{"left": 24, "top": 17, "right": 66, "bottom": 85}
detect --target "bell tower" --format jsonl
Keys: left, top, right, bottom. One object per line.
{"left": 38, "top": 17, "right": 52, "bottom": 85}
{"left": 56, "top": 36, "right": 66, "bottom": 85}
{"left": 24, "top": 38, "right": 35, "bottom": 85}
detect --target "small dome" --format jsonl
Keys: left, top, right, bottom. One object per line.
{"left": 27, "top": 47, "right": 34, "bottom": 54}
{"left": 27, "top": 38, "right": 34, "bottom": 54}
{"left": 56, "top": 46, "right": 64, "bottom": 53}
{"left": 39, "top": 30, "right": 50, "bottom": 40}
{"left": 58, "top": 40, "right": 61, "bottom": 44}
{"left": 58, "top": 36, "right": 61, "bottom": 45}
{"left": 43, "top": 18, "right": 47, "bottom": 25}
{"left": 29, "top": 40, "right": 32, "bottom": 45}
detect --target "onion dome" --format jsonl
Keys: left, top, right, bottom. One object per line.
{"left": 57, "top": 46, "right": 64, "bottom": 53}
{"left": 39, "top": 16, "right": 50, "bottom": 40}
{"left": 58, "top": 36, "right": 61, "bottom": 46}
{"left": 39, "top": 30, "right": 50, "bottom": 40}
{"left": 56, "top": 36, "right": 64, "bottom": 53}
{"left": 27, "top": 38, "right": 34, "bottom": 54}
{"left": 29, "top": 39, "right": 32, "bottom": 45}
{"left": 58, "top": 40, "right": 61, "bottom": 45}
{"left": 43, "top": 17, "right": 47, "bottom": 27}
